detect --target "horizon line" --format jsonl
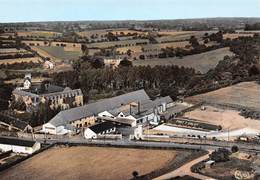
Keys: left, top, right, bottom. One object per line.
{"left": 1, "top": 16, "right": 260, "bottom": 24}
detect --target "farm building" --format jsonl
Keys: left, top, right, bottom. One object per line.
{"left": 84, "top": 122, "right": 116, "bottom": 139}
{"left": 43, "top": 60, "right": 54, "bottom": 69}
{"left": 0, "top": 113, "right": 32, "bottom": 132}
{"left": 0, "top": 137, "right": 40, "bottom": 154}
{"left": 42, "top": 89, "right": 174, "bottom": 135}
{"left": 103, "top": 58, "right": 122, "bottom": 68}
{"left": 12, "top": 75, "right": 83, "bottom": 112}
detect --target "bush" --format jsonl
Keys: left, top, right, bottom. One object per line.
{"left": 209, "top": 148, "right": 231, "bottom": 162}
{"left": 231, "top": 145, "right": 239, "bottom": 153}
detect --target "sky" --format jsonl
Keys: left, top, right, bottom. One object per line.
{"left": 0, "top": 0, "right": 260, "bottom": 22}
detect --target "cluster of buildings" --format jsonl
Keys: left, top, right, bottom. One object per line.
{"left": 42, "top": 89, "right": 174, "bottom": 137}
{"left": 6, "top": 75, "right": 175, "bottom": 140}
{"left": 12, "top": 74, "right": 83, "bottom": 112}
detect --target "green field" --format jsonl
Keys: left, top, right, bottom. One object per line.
{"left": 38, "top": 46, "right": 82, "bottom": 60}
{"left": 133, "top": 47, "right": 234, "bottom": 74}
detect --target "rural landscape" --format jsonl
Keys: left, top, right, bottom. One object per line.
{"left": 1, "top": 0, "right": 260, "bottom": 180}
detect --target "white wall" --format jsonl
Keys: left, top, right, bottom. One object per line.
{"left": 0, "top": 142, "right": 40, "bottom": 154}
{"left": 84, "top": 128, "right": 97, "bottom": 139}
{"left": 98, "top": 111, "right": 114, "bottom": 118}
{"left": 42, "top": 123, "right": 57, "bottom": 134}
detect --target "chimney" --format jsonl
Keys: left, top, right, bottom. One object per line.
{"left": 138, "top": 101, "right": 141, "bottom": 115}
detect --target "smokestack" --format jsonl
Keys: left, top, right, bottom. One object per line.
{"left": 138, "top": 101, "right": 140, "bottom": 115}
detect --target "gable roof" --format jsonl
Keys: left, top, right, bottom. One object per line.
{"left": 48, "top": 89, "right": 150, "bottom": 127}
{"left": 0, "top": 113, "right": 31, "bottom": 131}
{"left": 108, "top": 96, "right": 173, "bottom": 118}
{"left": 88, "top": 122, "right": 115, "bottom": 134}
{"left": 0, "top": 137, "right": 37, "bottom": 147}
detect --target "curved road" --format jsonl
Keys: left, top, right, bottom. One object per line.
{"left": 154, "top": 150, "right": 215, "bottom": 180}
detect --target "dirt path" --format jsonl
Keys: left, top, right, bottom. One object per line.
{"left": 154, "top": 151, "right": 215, "bottom": 180}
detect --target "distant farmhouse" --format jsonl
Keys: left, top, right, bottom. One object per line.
{"left": 11, "top": 74, "right": 83, "bottom": 112}
{"left": 103, "top": 58, "right": 122, "bottom": 68}
{"left": 42, "top": 89, "right": 174, "bottom": 135}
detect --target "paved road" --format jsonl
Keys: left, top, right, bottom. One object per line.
{"left": 36, "top": 137, "right": 260, "bottom": 153}
{"left": 154, "top": 150, "right": 215, "bottom": 180}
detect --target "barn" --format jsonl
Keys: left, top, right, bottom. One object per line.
{"left": 84, "top": 122, "right": 116, "bottom": 139}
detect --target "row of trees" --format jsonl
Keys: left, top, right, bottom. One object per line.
{"left": 0, "top": 53, "right": 34, "bottom": 60}
{"left": 52, "top": 61, "right": 196, "bottom": 102}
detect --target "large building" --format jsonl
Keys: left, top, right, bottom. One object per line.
{"left": 0, "top": 137, "right": 41, "bottom": 154}
{"left": 42, "top": 89, "right": 174, "bottom": 135}
{"left": 12, "top": 75, "right": 83, "bottom": 112}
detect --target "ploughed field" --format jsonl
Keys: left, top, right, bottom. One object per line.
{"left": 0, "top": 146, "right": 183, "bottom": 180}
{"left": 186, "top": 81, "right": 260, "bottom": 111}
{"left": 133, "top": 47, "right": 234, "bottom": 74}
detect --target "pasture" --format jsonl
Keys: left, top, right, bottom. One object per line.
{"left": 37, "top": 46, "right": 82, "bottom": 60}
{"left": 133, "top": 47, "right": 234, "bottom": 73}
{"left": 0, "top": 48, "right": 27, "bottom": 54}
{"left": 17, "top": 31, "right": 62, "bottom": 38}
{"left": 0, "top": 146, "right": 186, "bottom": 180}
{"left": 0, "top": 57, "right": 42, "bottom": 65}
{"left": 186, "top": 81, "right": 260, "bottom": 111}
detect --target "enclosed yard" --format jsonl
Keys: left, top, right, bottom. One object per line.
{"left": 0, "top": 146, "right": 187, "bottom": 180}
{"left": 133, "top": 47, "right": 234, "bottom": 73}
{"left": 183, "top": 105, "right": 260, "bottom": 132}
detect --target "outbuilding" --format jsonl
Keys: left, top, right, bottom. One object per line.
{"left": 0, "top": 137, "right": 41, "bottom": 154}
{"left": 84, "top": 122, "right": 116, "bottom": 139}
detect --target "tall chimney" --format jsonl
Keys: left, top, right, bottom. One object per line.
{"left": 138, "top": 101, "right": 141, "bottom": 114}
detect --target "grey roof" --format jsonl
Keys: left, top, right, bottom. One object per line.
{"left": 48, "top": 89, "right": 150, "bottom": 127}
{"left": 30, "top": 84, "right": 64, "bottom": 94}
{"left": 89, "top": 122, "right": 115, "bottom": 134}
{"left": 12, "top": 89, "right": 39, "bottom": 98}
{"left": 108, "top": 96, "right": 173, "bottom": 118}
{"left": 0, "top": 137, "right": 36, "bottom": 147}
{"left": 0, "top": 115, "right": 31, "bottom": 131}
{"left": 153, "top": 96, "right": 173, "bottom": 105}
{"left": 13, "top": 86, "right": 82, "bottom": 100}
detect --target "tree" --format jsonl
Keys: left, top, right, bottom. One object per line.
{"left": 106, "top": 32, "right": 118, "bottom": 41}
{"left": 249, "top": 65, "right": 260, "bottom": 76}
{"left": 231, "top": 145, "right": 239, "bottom": 153}
{"left": 126, "top": 49, "right": 132, "bottom": 57}
{"left": 81, "top": 44, "right": 89, "bottom": 56}
{"left": 132, "top": 171, "right": 139, "bottom": 179}
{"left": 119, "top": 58, "right": 133, "bottom": 67}
{"left": 189, "top": 36, "right": 199, "bottom": 48}
{"left": 139, "top": 55, "right": 145, "bottom": 60}
{"left": 209, "top": 148, "right": 231, "bottom": 162}
{"left": 91, "top": 59, "right": 104, "bottom": 69}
